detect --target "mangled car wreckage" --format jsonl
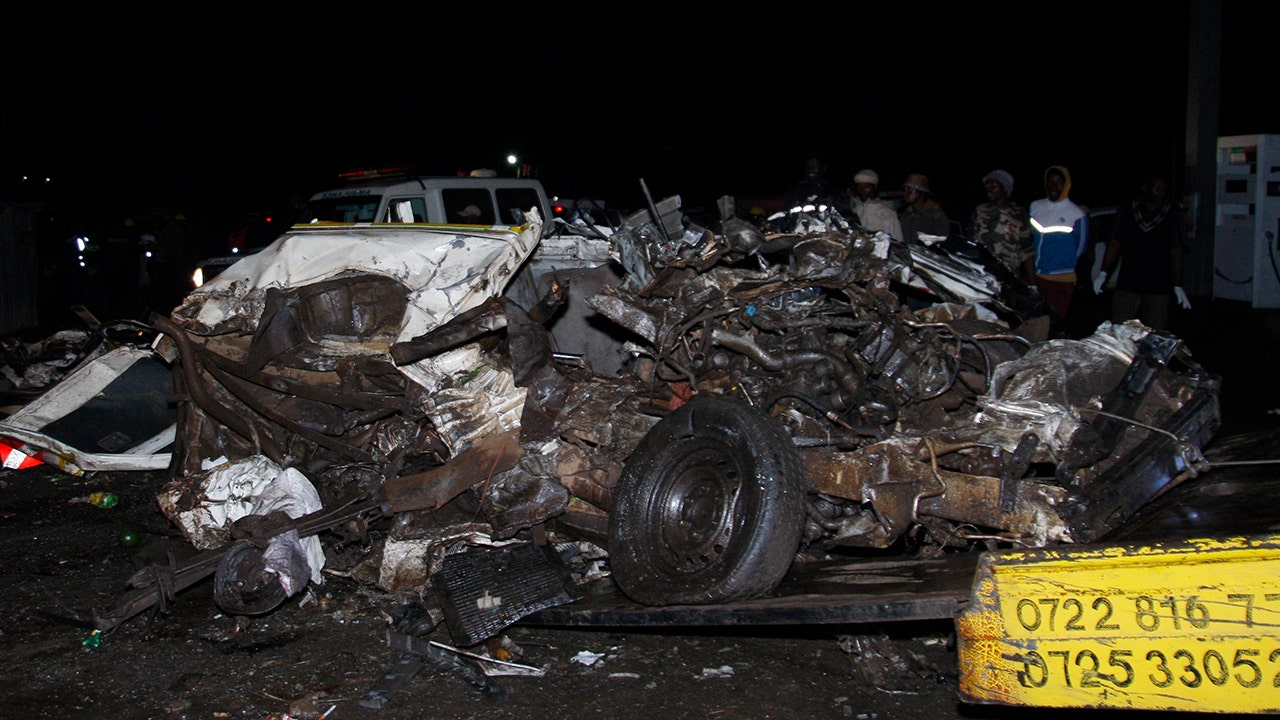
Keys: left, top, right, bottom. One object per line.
{"left": 5, "top": 195, "right": 1219, "bottom": 641}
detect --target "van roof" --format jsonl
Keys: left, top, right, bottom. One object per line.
{"left": 310, "top": 175, "right": 544, "bottom": 199}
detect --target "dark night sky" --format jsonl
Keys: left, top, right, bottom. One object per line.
{"left": 2, "top": 2, "right": 1271, "bottom": 229}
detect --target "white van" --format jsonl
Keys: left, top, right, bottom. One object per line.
{"left": 189, "top": 169, "right": 622, "bottom": 371}
{"left": 303, "top": 171, "right": 552, "bottom": 227}
{"left": 193, "top": 171, "right": 554, "bottom": 288}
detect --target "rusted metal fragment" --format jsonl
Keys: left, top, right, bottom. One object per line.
{"left": 997, "top": 433, "right": 1039, "bottom": 513}
{"left": 198, "top": 346, "right": 411, "bottom": 411}
{"left": 1056, "top": 331, "right": 1183, "bottom": 481}
{"left": 585, "top": 288, "right": 665, "bottom": 343}
{"left": 379, "top": 429, "right": 523, "bottom": 513}
{"left": 801, "top": 441, "right": 1070, "bottom": 548}
{"left": 527, "top": 553, "right": 980, "bottom": 626}
{"left": 1057, "top": 384, "right": 1220, "bottom": 543}
{"left": 916, "top": 471, "right": 1069, "bottom": 545}
{"left": 201, "top": 361, "right": 375, "bottom": 463}
{"left": 480, "top": 470, "right": 569, "bottom": 540}
{"left": 154, "top": 315, "right": 286, "bottom": 465}
{"left": 390, "top": 296, "right": 507, "bottom": 366}
{"left": 93, "top": 493, "right": 378, "bottom": 632}
{"left": 556, "top": 497, "right": 611, "bottom": 543}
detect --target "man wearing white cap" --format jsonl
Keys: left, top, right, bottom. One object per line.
{"left": 847, "top": 169, "right": 902, "bottom": 240}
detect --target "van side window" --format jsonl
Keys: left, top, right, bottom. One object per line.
{"left": 442, "top": 189, "right": 495, "bottom": 224}
{"left": 307, "top": 195, "right": 381, "bottom": 223}
{"left": 382, "top": 197, "right": 428, "bottom": 223}
{"left": 496, "top": 188, "right": 542, "bottom": 224}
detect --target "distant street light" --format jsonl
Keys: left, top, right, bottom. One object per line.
{"left": 506, "top": 154, "right": 534, "bottom": 178}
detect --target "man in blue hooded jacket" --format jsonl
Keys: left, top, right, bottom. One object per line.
{"left": 1029, "top": 165, "right": 1089, "bottom": 321}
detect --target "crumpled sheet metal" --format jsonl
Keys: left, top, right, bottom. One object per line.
{"left": 157, "top": 454, "right": 325, "bottom": 585}
{"left": 985, "top": 322, "right": 1140, "bottom": 409}
{"left": 975, "top": 321, "right": 1145, "bottom": 458}
{"left": 379, "top": 527, "right": 522, "bottom": 591}
{"left": 181, "top": 222, "right": 542, "bottom": 346}
{"left": 0, "top": 329, "right": 97, "bottom": 390}
{"left": 481, "top": 467, "right": 571, "bottom": 538}
{"left": 168, "top": 222, "right": 540, "bottom": 480}
{"left": 907, "top": 245, "right": 1003, "bottom": 304}
{"left": 380, "top": 429, "right": 524, "bottom": 514}
{"left": 0, "top": 346, "right": 175, "bottom": 472}
{"left": 401, "top": 344, "right": 527, "bottom": 456}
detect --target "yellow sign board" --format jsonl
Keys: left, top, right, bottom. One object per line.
{"left": 957, "top": 535, "right": 1280, "bottom": 713}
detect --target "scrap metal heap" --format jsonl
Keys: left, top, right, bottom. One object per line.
{"left": 88, "top": 194, "right": 1218, "bottom": 633}
{"left": 585, "top": 200, "right": 1217, "bottom": 599}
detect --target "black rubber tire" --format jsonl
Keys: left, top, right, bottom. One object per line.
{"left": 213, "top": 541, "right": 288, "bottom": 616}
{"left": 607, "top": 396, "right": 807, "bottom": 606}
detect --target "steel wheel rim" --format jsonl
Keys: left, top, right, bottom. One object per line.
{"left": 654, "top": 444, "right": 743, "bottom": 574}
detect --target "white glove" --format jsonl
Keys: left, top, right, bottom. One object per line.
{"left": 1173, "top": 286, "right": 1191, "bottom": 309}
{"left": 1093, "top": 271, "right": 1108, "bottom": 295}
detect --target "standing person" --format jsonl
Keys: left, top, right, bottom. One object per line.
{"left": 1029, "top": 165, "right": 1089, "bottom": 321}
{"left": 969, "top": 169, "right": 1035, "bottom": 283}
{"left": 847, "top": 168, "right": 903, "bottom": 240}
{"left": 782, "top": 157, "right": 842, "bottom": 210}
{"left": 1093, "top": 173, "right": 1190, "bottom": 330}
{"left": 899, "top": 173, "right": 950, "bottom": 244}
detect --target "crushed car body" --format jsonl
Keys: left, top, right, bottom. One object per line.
{"left": 2, "top": 196, "right": 1220, "bottom": 643}
{"left": 0, "top": 332, "right": 176, "bottom": 473}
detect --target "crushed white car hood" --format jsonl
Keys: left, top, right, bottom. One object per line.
{"left": 186, "top": 221, "right": 543, "bottom": 342}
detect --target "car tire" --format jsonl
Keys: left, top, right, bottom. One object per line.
{"left": 607, "top": 396, "right": 807, "bottom": 606}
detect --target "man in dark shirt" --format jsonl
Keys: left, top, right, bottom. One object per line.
{"left": 782, "top": 157, "right": 843, "bottom": 210}
{"left": 1094, "top": 173, "right": 1190, "bottom": 331}
{"left": 899, "top": 173, "right": 950, "bottom": 244}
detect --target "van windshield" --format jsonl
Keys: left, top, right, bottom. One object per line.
{"left": 304, "top": 194, "right": 382, "bottom": 223}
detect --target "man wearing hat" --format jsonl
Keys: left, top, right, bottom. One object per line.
{"left": 969, "top": 169, "right": 1035, "bottom": 283}
{"left": 847, "top": 169, "right": 903, "bottom": 240}
{"left": 899, "top": 173, "right": 951, "bottom": 244}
